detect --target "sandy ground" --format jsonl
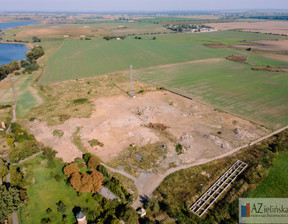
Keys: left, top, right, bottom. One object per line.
{"left": 206, "top": 21, "right": 288, "bottom": 35}
{"left": 232, "top": 39, "right": 288, "bottom": 52}
{"left": 27, "top": 91, "right": 268, "bottom": 163}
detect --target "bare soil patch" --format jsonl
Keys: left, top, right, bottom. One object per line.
{"left": 27, "top": 91, "right": 268, "bottom": 166}
{"left": 261, "top": 53, "right": 288, "bottom": 62}
{"left": 206, "top": 21, "right": 288, "bottom": 35}
{"left": 16, "top": 26, "right": 109, "bottom": 38}
{"left": 233, "top": 40, "right": 288, "bottom": 52}
{"left": 226, "top": 55, "right": 247, "bottom": 63}
{"left": 251, "top": 66, "right": 288, "bottom": 72}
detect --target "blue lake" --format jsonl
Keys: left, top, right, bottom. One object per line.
{"left": 0, "top": 21, "right": 38, "bottom": 29}
{"left": 0, "top": 43, "right": 29, "bottom": 65}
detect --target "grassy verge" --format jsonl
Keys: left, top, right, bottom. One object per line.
{"left": 72, "top": 127, "right": 87, "bottom": 153}
{"left": 248, "top": 150, "right": 288, "bottom": 198}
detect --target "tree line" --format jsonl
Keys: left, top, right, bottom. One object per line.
{"left": 0, "top": 45, "right": 44, "bottom": 81}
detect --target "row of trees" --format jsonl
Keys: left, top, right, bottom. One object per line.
{"left": 0, "top": 60, "right": 20, "bottom": 81}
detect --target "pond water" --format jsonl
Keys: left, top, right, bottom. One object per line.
{"left": 0, "top": 43, "right": 29, "bottom": 65}
{"left": 0, "top": 21, "right": 37, "bottom": 65}
{"left": 0, "top": 21, "right": 38, "bottom": 29}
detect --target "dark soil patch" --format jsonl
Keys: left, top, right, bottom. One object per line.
{"left": 226, "top": 55, "right": 247, "bottom": 63}
{"left": 145, "top": 122, "right": 170, "bottom": 131}
{"left": 251, "top": 66, "right": 288, "bottom": 72}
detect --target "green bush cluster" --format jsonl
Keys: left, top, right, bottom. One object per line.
{"left": 10, "top": 140, "right": 41, "bottom": 163}
{"left": 103, "top": 177, "right": 133, "bottom": 203}
{"left": 21, "top": 46, "right": 44, "bottom": 73}
{"left": 11, "top": 123, "right": 36, "bottom": 143}
{"left": 72, "top": 98, "right": 89, "bottom": 104}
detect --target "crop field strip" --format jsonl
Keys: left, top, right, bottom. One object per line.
{"left": 190, "top": 160, "right": 247, "bottom": 217}
{"left": 40, "top": 31, "right": 285, "bottom": 84}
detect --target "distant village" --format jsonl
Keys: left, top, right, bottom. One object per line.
{"left": 164, "top": 24, "right": 216, "bottom": 33}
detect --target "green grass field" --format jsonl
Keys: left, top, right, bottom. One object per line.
{"left": 248, "top": 151, "right": 288, "bottom": 198}
{"left": 134, "top": 58, "right": 288, "bottom": 129}
{"left": 40, "top": 31, "right": 285, "bottom": 84}
{"left": 247, "top": 55, "right": 288, "bottom": 67}
{"left": 18, "top": 156, "right": 98, "bottom": 223}
{"left": 0, "top": 75, "right": 40, "bottom": 117}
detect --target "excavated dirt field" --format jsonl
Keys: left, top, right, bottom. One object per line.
{"left": 27, "top": 91, "right": 268, "bottom": 164}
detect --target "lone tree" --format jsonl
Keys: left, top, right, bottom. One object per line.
{"left": 87, "top": 155, "right": 101, "bottom": 170}
{"left": 56, "top": 200, "right": 66, "bottom": 213}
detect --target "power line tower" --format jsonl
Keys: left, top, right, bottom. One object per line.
{"left": 130, "top": 65, "right": 135, "bottom": 98}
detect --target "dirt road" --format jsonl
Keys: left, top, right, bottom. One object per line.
{"left": 104, "top": 124, "right": 288, "bottom": 209}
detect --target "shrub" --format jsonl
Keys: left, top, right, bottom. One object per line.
{"left": 11, "top": 123, "right": 35, "bottom": 143}
{"left": 6, "top": 135, "right": 14, "bottom": 148}
{"left": 0, "top": 158, "right": 8, "bottom": 178}
{"left": 54, "top": 174, "right": 62, "bottom": 182}
{"left": 175, "top": 143, "right": 184, "bottom": 155}
{"left": 83, "top": 153, "right": 92, "bottom": 163}
{"left": 10, "top": 167, "right": 23, "bottom": 187}
{"left": 52, "top": 129, "right": 64, "bottom": 138}
{"left": 43, "top": 146, "right": 57, "bottom": 160}
{"left": 24, "top": 62, "right": 39, "bottom": 72}
{"left": 41, "top": 218, "right": 51, "bottom": 224}
{"left": 73, "top": 98, "right": 88, "bottom": 104}
{"left": 58, "top": 114, "right": 70, "bottom": 122}
{"left": 29, "top": 117, "right": 36, "bottom": 121}
{"left": 56, "top": 200, "right": 66, "bottom": 213}
{"left": 97, "top": 165, "right": 109, "bottom": 178}
{"left": 88, "top": 139, "right": 104, "bottom": 147}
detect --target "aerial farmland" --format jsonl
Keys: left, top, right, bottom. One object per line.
{"left": 0, "top": 9, "right": 288, "bottom": 224}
